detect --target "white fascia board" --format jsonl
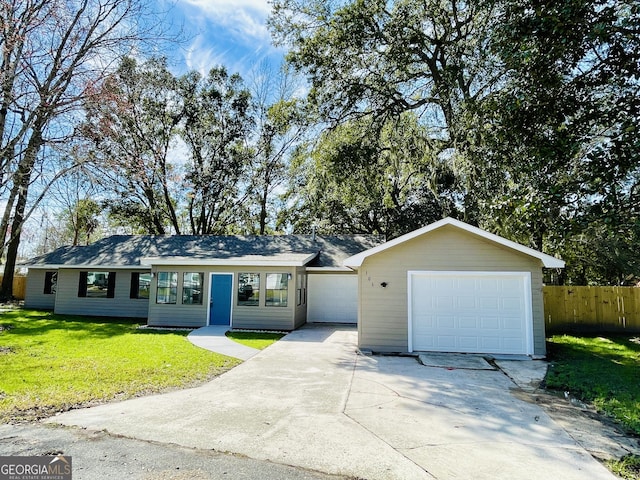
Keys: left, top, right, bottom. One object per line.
{"left": 305, "top": 266, "right": 356, "bottom": 273}
{"left": 141, "top": 253, "right": 318, "bottom": 268}
{"left": 343, "top": 217, "right": 566, "bottom": 269}
{"left": 25, "top": 264, "right": 150, "bottom": 270}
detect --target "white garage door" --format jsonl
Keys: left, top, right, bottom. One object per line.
{"left": 307, "top": 274, "right": 358, "bottom": 323}
{"left": 409, "top": 271, "right": 532, "bottom": 355}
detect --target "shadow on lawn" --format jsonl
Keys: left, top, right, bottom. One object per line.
{"left": 547, "top": 335, "right": 640, "bottom": 365}
{"left": 0, "top": 309, "right": 147, "bottom": 340}
{"left": 545, "top": 334, "right": 640, "bottom": 434}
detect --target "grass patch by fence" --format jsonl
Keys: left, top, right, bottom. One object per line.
{"left": 545, "top": 334, "right": 640, "bottom": 435}
{"left": 546, "top": 334, "right": 640, "bottom": 479}
{"left": 0, "top": 309, "right": 240, "bottom": 422}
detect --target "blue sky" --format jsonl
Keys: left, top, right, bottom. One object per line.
{"left": 161, "top": 0, "right": 285, "bottom": 78}
{"left": 20, "top": 1, "right": 290, "bottom": 257}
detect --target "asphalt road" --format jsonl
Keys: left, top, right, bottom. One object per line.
{"left": 0, "top": 423, "right": 348, "bottom": 480}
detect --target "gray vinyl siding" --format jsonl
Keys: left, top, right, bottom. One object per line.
{"left": 147, "top": 267, "right": 210, "bottom": 327}
{"left": 54, "top": 269, "right": 150, "bottom": 318}
{"left": 24, "top": 269, "right": 56, "bottom": 310}
{"left": 147, "top": 303, "right": 207, "bottom": 327}
{"left": 233, "top": 307, "right": 294, "bottom": 330}
{"left": 293, "top": 267, "right": 307, "bottom": 329}
{"left": 148, "top": 265, "right": 298, "bottom": 330}
{"left": 357, "top": 225, "right": 546, "bottom": 356}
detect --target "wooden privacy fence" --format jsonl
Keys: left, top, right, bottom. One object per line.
{"left": 0, "top": 275, "right": 27, "bottom": 300}
{"left": 544, "top": 286, "right": 640, "bottom": 334}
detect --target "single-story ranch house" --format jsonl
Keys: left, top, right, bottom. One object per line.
{"left": 23, "top": 218, "right": 564, "bottom": 357}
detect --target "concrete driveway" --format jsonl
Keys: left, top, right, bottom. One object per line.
{"left": 47, "top": 325, "right": 615, "bottom": 480}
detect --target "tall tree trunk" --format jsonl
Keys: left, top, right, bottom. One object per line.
{"left": 0, "top": 125, "right": 43, "bottom": 299}
{"left": 0, "top": 182, "right": 18, "bottom": 254}
{"left": 259, "top": 183, "right": 268, "bottom": 235}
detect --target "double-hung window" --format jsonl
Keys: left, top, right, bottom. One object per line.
{"left": 182, "top": 272, "right": 204, "bottom": 305}
{"left": 265, "top": 273, "right": 288, "bottom": 307}
{"left": 237, "top": 273, "right": 260, "bottom": 306}
{"left": 156, "top": 272, "right": 178, "bottom": 304}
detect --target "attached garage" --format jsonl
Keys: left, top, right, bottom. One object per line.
{"left": 307, "top": 273, "right": 358, "bottom": 323}
{"left": 344, "top": 218, "right": 565, "bottom": 357}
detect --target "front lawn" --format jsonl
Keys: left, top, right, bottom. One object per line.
{"left": 225, "top": 330, "right": 285, "bottom": 349}
{"left": 0, "top": 309, "right": 240, "bottom": 422}
{"left": 545, "top": 334, "right": 640, "bottom": 479}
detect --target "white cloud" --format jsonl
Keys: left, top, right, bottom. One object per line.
{"left": 184, "top": 36, "right": 231, "bottom": 75}
{"left": 179, "top": 0, "right": 272, "bottom": 44}
{"left": 168, "top": 0, "right": 285, "bottom": 79}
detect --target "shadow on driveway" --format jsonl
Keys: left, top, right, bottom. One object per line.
{"left": 47, "top": 324, "right": 616, "bottom": 480}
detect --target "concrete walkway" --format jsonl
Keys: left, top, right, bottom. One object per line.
{"left": 48, "top": 325, "right": 616, "bottom": 480}
{"left": 187, "top": 325, "right": 260, "bottom": 360}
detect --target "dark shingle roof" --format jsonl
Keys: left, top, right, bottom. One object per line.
{"left": 23, "top": 234, "right": 382, "bottom": 269}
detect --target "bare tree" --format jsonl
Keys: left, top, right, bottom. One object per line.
{"left": 248, "top": 61, "right": 306, "bottom": 234}
{"left": 0, "top": 0, "right": 170, "bottom": 299}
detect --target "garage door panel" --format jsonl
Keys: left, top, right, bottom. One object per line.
{"left": 479, "top": 297, "right": 499, "bottom": 310}
{"left": 480, "top": 278, "right": 499, "bottom": 290}
{"left": 480, "top": 316, "right": 499, "bottom": 329}
{"left": 480, "top": 337, "right": 501, "bottom": 350}
{"left": 502, "top": 316, "right": 523, "bottom": 330}
{"left": 436, "top": 336, "right": 456, "bottom": 349}
{"left": 308, "top": 275, "right": 357, "bottom": 323}
{"left": 437, "top": 315, "right": 456, "bottom": 328}
{"left": 457, "top": 296, "right": 477, "bottom": 309}
{"left": 436, "top": 296, "right": 454, "bottom": 309}
{"left": 458, "top": 277, "right": 476, "bottom": 290}
{"left": 413, "top": 333, "right": 435, "bottom": 348}
{"left": 410, "top": 272, "right": 532, "bottom": 355}
{"left": 503, "top": 337, "right": 525, "bottom": 350}
{"left": 413, "top": 314, "right": 435, "bottom": 331}
{"left": 458, "top": 316, "right": 478, "bottom": 329}
{"left": 502, "top": 297, "right": 522, "bottom": 310}
{"left": 459, "top": 336, "right": 479, "bottom": 349}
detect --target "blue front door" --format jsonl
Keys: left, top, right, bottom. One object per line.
{"left": 210, "top": 274, "right": 232, "bottom": 326}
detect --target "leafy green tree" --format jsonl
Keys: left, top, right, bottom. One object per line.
{"left": 282, "top": 113, "right": 455, "bottom": 238}
{"left": 270, "top": 0, "right": 502, "bottom": 222}
{"left": 61, "top": 199, "right": 102, "bottom": 246}
{"left": 180, "top": 67, "right": 253, "bottom": 234}
{"left": 479, "top": 0, "right": 640, "bottom": 283}
{"left": 271, "top": 0, "right": 640, "bottom": 284}
{"left": 82, "top": 57, "right": 184, "bottom": 234}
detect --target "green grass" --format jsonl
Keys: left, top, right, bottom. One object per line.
{"left": 0, "top": 309, "right": 240, "bottom": 422}
{"left": 225, "top": 330, "right": 285, "bottom": 350}
{"left": 546, "top": 335, "right": 640, "bottom": 480}
{"left": 607, "top": 454, "right": 640, "bottom": 480}
{"left": 545, "top": 335, "right": 640, "bottom": 435}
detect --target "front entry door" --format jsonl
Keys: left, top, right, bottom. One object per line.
{"left": 210, "top": 274, "right": 232, "bottom": 326}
